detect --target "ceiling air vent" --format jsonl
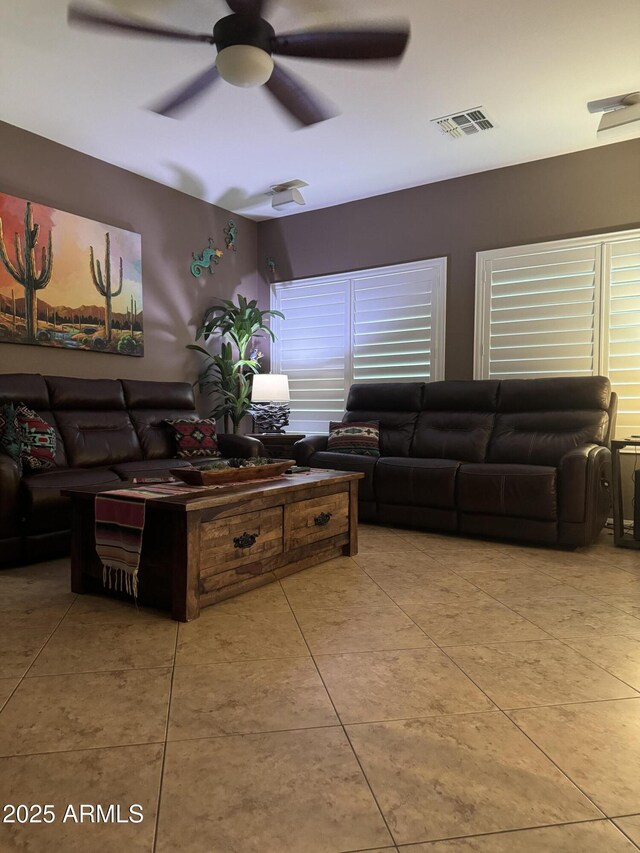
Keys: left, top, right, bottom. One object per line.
{"left": 431, "top": 107, "right": 494, "bottom": 139}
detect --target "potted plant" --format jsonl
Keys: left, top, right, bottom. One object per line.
{"left": 187, "top": 295, "right": 284, "bottom": 434}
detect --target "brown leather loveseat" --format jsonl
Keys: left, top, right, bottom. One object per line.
{"left": 294, "top": 377, "right": 616, "bottom": 547}
{"left": 0, "top": 373, "right": 262, "bottom": 566}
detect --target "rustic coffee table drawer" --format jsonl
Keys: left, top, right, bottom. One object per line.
{"left": 201, "top": 507, "right": 283, "bottom": 574}
{"left": 285, "top": 491, "right": 349, "bottom": 549}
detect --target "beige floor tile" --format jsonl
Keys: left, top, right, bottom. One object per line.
{"left": 538, "top": 566, "right": 640, "bottom": 596}
{"left": 156, "top": 728, "right": 392, "bottom": 853}
{"left": 176, "top": 610, "right": 309, "bottom": 664}
{"left": 592, "top": 548, "right": 640, "bottom": 572}
{"left": 354, "top": 551, "right": 444, "bottom": 572}
{"left": 27, "top": 619, "right": 178, "bottom": 676}
{"left": 0, "top": 744, "right": 162, "bottom": 852}
{"left": 510, "top": 697, "right": 640, "bottom": 815}
{"left": 315, "top": 648, "right": 494, "bottom": 723}
{"left": 450, "top": 566, "right": 578, "bottom": 602}
{"left": 0, "top": 668, "right": 171, "bottom": 756}
{"left": 0, "top": 616, "right": 56, "bottom": 678}
{"left": 359, "top": 565, "right": 483, "bottom": 607}
{"left": 63, "top": 593, "right": 169, "bottom": 625}
{"left": 402, "top": 820, "right": 638, "bottom": 851}
{"left": 561, "top": 635, "right": 640, "bottom": 690}
{"left": 404, "top": 595, "right": 550, "bottom": 646}
{"left": 359, "top": 529, "right": 422, "bottom": 553}
{"left": 168, "top": 657, "right": 337, "bottom": 739}
{"left": 432, "top": 551, "right": 531, "bottom": 572}
{"left": 614, "top": 815, "right": 640, "bottom": 846}
{"left": 295, "top": 605, "right": 433, "bottom": 654}
{"left": 446, "top": 639, "right": 638, "bottom": 709}
{"left": 518, "top": 550, "right": 619, "bottom": 572}
{"left": 210, "top": 581, "right": 292, "bottom": 614}
{"left": 508, "top": 595, "right": 640, "bottom": 638}
{"left": 0, "top": 568, "right": 75, "bottom": 623}
{"left": 409, "top": 535, "right": 498, "bottom": 553}
{"left": 0, "top": 678, "right": 19, "bottom": 710}
{"left": 346, "top": 712, "right": 600, "bottom": 845}
{"left": 596, "top": 593, "right": 640, "bottom": 618}
{"left": 281, "top": 559, "right": 394, "bottom": 610}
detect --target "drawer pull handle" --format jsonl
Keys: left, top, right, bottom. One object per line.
{"left": 234, "top": 532, "right": 258, "bottom": 549}
{"left": 314, "top": 512, "right": 332, "bottom": 527}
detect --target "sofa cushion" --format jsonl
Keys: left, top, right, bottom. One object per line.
{"left": 342, "top": 411, "right": 418, "bottom": 457}
{"left": 422, "top": 380, "right": 500, "bottom": 412}
{"left": 130, "top": 410, "right": 201, "bottom": 459}
{"left": 346, "top": 382, "right": 424, "bottom": 412}
{"left": 375, "top": 457, "right": 461, "bottom": 509}
{"left": 497, "top": 376, "right": 611, "bottom": 413}
{"left": 55, "top": 411, "right": 143, "bottom": 468}
{"left": 488, "top": 411, "right": 609, "bottom": 467}
{"left": 307, "top": 451, "right": 378, "bottom": 502}
{"left": 45, "top": 376, "right": 126, "bottom": 410}
{"left": 21, "top": 467, "right": 121, "bottom": 534}
{"left": 0, "top": 374, "right": 50, "bottom": 409}
{"left": 328, "top": 421, "right": 380, "bottom": 457}
{"left": 16, "top": 405, "right": 57, "bottom": 471}
{"left": 411, "top": 412, "right": 494, "bottom": 463}
{"left": 121, "top": 379, "right": 195, "bottom": 410}
{"left": 458, "top": 463, "right": 557, "bottom": 521}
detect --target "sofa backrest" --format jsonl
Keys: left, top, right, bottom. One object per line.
{"left": 344, "top": 375, "right": 613, "bottom": 466}
{"left": 344, "top": 383, "right": 423, "bottom": 456}
{"left": 0, "top": 373, "right": 198, "bottom": 469}
{"left": 45, "top": 376, "right": 142, "bottom": 468}
{"left": 487, "top": 376, "right": 612, "bottom": 466}
{"left": 412, "top": 380, "right": 500, "bottom": 463}
{"left": 122, "top": 379, "right": 197, "bottom": 460}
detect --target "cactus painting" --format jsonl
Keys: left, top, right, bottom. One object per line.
{"left": 0, "top": 192, "right": 142, "bottom": 356}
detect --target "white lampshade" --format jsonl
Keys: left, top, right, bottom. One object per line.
{"left": 216, "top": 45, "right": 274, "bottom": 88}
{"left": 251, "top": 374, "right": 290, "bottom": 402}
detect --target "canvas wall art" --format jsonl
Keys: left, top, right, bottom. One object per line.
{"left": 0, "top": 192, "right": 143, "bottom": 356}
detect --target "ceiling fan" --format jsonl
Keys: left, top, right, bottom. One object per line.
{"left": 67, "top": 1, "right": 410, "bottom": 127}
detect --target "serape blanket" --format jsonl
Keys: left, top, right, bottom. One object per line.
{"left": 95, "top": 483, "right": 210, "bottom": 598}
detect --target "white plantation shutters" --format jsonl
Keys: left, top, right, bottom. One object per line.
{"left": 605, "top": 236, "right": 640, "bottom": 437}
{"left": 475, "top": 229, "right": 640, "bottom": 437}
{"left": 272, "top": 259, "right": 446, "bottom": 433}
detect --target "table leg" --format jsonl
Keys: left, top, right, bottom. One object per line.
{"left": 343, "top": 481, "right": 359, "bottom": 557}
{"left": 612, "top": 446, "right": 625, "bottom": 546}
{"left": 70, "top": 501, "right": 88, "bottom": 594}
{"left": 171, "top": 514, "right": 201, "bottom": 622}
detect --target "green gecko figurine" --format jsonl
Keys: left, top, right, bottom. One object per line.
{"left": 191, "top": 238, "right": 223, "bottom": 277}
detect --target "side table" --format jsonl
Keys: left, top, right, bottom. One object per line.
{"left": 611, "top": 438, "right": 640, "bottom": 549}
{"left": 248, "top": 433, "right": 306, "bottom": 460}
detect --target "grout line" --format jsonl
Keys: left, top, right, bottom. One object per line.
{"left": 151, "top": 620, "right": 180, "bottom": 853}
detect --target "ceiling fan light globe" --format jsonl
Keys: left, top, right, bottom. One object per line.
{"left": 216, "top": 44, "right": 274, "bottom": 87}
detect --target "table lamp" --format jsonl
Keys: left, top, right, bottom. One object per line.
{"left": 250, "top": 374, "right": 290, "bottom": 434}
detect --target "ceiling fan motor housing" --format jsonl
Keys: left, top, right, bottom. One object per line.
{"left": 213, "top": 14, "right": 275, "bottom": 54}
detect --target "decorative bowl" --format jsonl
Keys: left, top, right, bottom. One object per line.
{"left": 169, "top": 459, "right": 295, "bottom": 486}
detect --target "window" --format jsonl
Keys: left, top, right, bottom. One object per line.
{"left": 475, "top": 230, "right": 640, "bottom": 437}
{"left": 271, "top": 258, "right": 447, "bottom": 433}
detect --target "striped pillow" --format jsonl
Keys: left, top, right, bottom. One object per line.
{"left": 328, "top": 421, "right": 380, "bottom": 457}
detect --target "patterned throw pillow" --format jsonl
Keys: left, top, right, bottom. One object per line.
{"left": 0, "top": 402, "right": 23, "bottom": 474}
{"left": 165, "top": 418, "right": 221, "bottom": 459}
{"left": 15, "top": 404, "right": 57, "bottom": 471}
{"left": 327, "top": 421, "right": 380, "bottom": 457}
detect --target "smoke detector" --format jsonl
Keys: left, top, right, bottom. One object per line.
{"left": 431, "top": 107, "right": 494, "bottom": 139}
{"left": 268, "top": 180, "right": 308, "bottom": 211}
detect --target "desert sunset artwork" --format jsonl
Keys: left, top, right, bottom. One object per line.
{"left": 0, "top": 191, "right": 143, "bottom": 356}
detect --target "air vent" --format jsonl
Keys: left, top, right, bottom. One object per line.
{"left": 431, "top": 107, "right": 494, "bottom": 139}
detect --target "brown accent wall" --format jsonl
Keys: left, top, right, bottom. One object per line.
{"left": 257, "top": 139, "right": 640, "bottom": 379}
{"left": 0, "top": 120, "right": 267, "bottom": 384}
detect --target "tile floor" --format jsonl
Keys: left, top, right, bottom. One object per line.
{"left": 1, "top": 525, "right": 640, "bottom": 851}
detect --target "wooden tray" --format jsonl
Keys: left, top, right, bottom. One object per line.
{"left": 170, "top": 460, "right": 296, "bottom": 486}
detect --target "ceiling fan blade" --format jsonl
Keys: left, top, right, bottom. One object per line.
{"left": 149, "top": 63, "right": 220, "bottom": 117}
{"left": 265, "top": 63, "right": 335, "bottom": 127}
{"left": 68, "top": 3, "right": 214, "bottom": 43}
{"left": 272, "top": 27, "right": 410, "bottom": 61}
{"left": 226, "top": 0, "right": 267, "bottom": 16}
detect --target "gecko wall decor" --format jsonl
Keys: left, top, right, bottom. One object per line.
{"left": 190, "top": 238, "right": 223, "bottom": 277}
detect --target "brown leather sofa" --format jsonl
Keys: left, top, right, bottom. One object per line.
{"left": 0, "top": 373, "right": 263, "bottom": 566}
{"left": 294, "top": 377, "right": 616, "bottom": 547}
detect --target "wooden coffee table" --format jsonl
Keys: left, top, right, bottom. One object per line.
{"left": 64, "top": 469, "right": 363, "bottom": 621}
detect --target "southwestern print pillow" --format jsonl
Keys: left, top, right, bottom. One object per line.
{"left": 165, "top": 418, "right": 221, "bottom": 459}
{"left": 327, "top": 421, "right": 380, "bottom": 457}
{"left": 15, "top": 404, "right": 57, "bottom": 471}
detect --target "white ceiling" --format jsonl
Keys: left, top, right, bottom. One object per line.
{"left": 1, "top": 0, "right": 639, "bottom": 220}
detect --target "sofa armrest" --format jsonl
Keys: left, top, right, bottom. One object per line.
{"left": 217, "top": 433, "right": 265, "bottom": 459}
{"left": 0, "top": 454, "right": 21, "bottom": 538}
{"left": 558, "top": 443, "right": 611, "bottom": 524}
{"left": 293, "top": 435, "right": 329, "bottom": 465}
